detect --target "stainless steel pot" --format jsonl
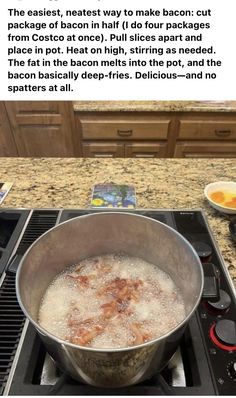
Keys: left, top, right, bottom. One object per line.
{"left": 16, "top": 212, "right": 203, "bottom": 387}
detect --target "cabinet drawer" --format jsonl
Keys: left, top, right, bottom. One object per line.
{"left": 80, "top": 118, "right": 170, "bottom": 140}
{"left": 178, "top": 120, "right": 236, "bottom": 140}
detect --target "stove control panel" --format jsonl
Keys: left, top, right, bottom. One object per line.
{"left": 174, "top": 211, "right": 236, "bottom": 394}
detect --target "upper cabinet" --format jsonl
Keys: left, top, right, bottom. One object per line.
{"left": 4, "top": 101, "right": 79, "bottom": 157}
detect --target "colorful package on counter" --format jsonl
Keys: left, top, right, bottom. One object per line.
{"left": 90, "top": 183, "right": 136, "bottom": 208}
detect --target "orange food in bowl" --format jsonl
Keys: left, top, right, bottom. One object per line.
{"left": 210, "top": 190, "right": 236, "bottom": 208}
{"left": 210, "top": 191, "right": 225, "bottom": 203}
{"left": 225, "top": 201, "right": 236, "bottom": 208}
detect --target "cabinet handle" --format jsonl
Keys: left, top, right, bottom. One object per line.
{"left": 94, "top": 154, "right": 113, "bottom": 158}
{"left": 117, "top": 129, "right": 133, "bottom": 137}
{"left": 135, "top": 154, "right": 155, "bottom": 158}
{"left": 215, "top": 130, "right": 232, "bottom": 137}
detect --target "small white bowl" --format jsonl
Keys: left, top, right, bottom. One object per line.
{"left": 204, "top": 181, "right": 236, "bottom": 214}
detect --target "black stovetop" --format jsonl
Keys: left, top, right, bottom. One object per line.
{"left": 0, "top": 208, "right": 236, "bottom": 395}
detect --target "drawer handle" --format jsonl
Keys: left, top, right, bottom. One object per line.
{"left": 215, "top": 130, "right": 232, "bottom": 137}
{"left": 94, "top": 154, "right": 113, "bottom": 158}
{"left": 135, "top": 154, "right": 155, "bottom": 158}
{"left": 117, "top": 129, "right": 133, "bottom": 137}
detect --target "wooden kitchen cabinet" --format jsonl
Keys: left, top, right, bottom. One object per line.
{"left": 2, "top": 102, "right": 236, "bottom": 158}
{"left": 0, "top": 102, "right": 18, "bottom": 156}
{"left": 174, "top": 142, "right": 236, "bottom": 158}
{"left": 76, "top": 110, "right": 236, "bottom": 158}
{"left": 76, "top": 112, "right": 172, "bottom": 158}
{"left": 79, "top": 116, "right": 170, "bottom": 140}
{"left": 82, "top": 142, "right": 124, "bottom": 157}
{"left": 178, "top": 120, "right": 236, "bottom": 140}
{"left": 125, "top": 142, "right": 168, "bottom": 158}
{"left": 82, "top": 141, "right": 168, "bottom": 158}
{"left": 174, "top": 113, "right": 236, "bottom": 158}
{"left": 178, "top": 113, "right": 236, "bottom": 141}
{"left": 4, "top": 101, "right": 79, "bottom": 157}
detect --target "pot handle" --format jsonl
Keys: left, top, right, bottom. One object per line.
{"left": 202, "top": 263, "right": 220, "bottom": 302}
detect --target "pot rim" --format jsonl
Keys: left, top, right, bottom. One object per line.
{"left": 16, "top": 211, "right": 204, "bottom": 353}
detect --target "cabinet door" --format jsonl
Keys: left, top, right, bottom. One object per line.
{"left": 82, "top": 142, "right": 124, "bottom": 158}
{"left": 0, "top": 102, "right": 18, "bottom": 156}
{"left": 5, "top": 102, "right": 78, "bottom": 157}
{"left": 125, "top": 142, "right": 167, "bottom": 158}
{"left": 174, "top": 142, "right": 236, "bottom": 158}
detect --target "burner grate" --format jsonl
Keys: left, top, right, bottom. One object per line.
{"left": 0, "top": 275, "right": 25, "bottom": 395}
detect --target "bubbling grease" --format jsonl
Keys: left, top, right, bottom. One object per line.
{"left": 38, "top": 254, "right": 186, "bottom": 349}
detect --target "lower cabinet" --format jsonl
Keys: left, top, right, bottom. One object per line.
{"left": 125, "top": 142, "right": 167, "bottom": 158}
{"left": 2, "top": 102, "right": 236, "bottom": 158}
{"left": 82, "top": 141, "right": 167, "bottom": 158}
{"left": 77, "top": 112, "right": 171, "bottom": 158}
{"left": 175, "top": 114, "right": 236, "bottom": 158}
{"left": 0, "top": 102, "right": 18, "bottom": 156}
{"left": 4, "top": 102, "right": 78, "bottom": 157}
{"left": 82, "top": 142, "right": 124, "bottom": 158}
{"left": 174, "top": 142, "right": 236, "bottom": 157}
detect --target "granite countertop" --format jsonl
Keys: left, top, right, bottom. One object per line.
{"left": 0, "top": 158, "right": 235, "bottom": 287}
{"left": 73, "top": 101, "right": 236, "bottom": 112}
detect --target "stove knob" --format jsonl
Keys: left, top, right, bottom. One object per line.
{"left": 209, "top": 320, "right": 236, "bottom": 351}
{"left": 215, "top": 320, "right": 236, "bottom": 346}
{"left": 208, "top": 289, "right": 231, "bottom": 313}
{"left": 191, "top": 241, "right": 212, "bottom": 261}
{"left": 227, "top": 361, "right": 236, "bottom": 381}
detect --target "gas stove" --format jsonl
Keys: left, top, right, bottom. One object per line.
{"left": 0, "top": 208, "right": 235, "bottom": 395}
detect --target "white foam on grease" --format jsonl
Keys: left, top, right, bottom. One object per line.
{"left": 38, "top": 254, "right": 186, "bottom": 348}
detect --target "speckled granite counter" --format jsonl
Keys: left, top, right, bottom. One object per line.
{"left": 0, "top": 158, "right": 235, "bottom": 287}
{"left": 73, "top": 101, "right": 236, "bottom": 112}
